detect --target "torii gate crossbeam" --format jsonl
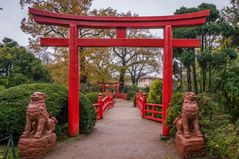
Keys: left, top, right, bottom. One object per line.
{"left": 29, "top": 8, "right": 209, "bottom": 138}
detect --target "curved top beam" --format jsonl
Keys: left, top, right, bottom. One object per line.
{"left": 29, "top": 8, "right": 209, "bottom": 28}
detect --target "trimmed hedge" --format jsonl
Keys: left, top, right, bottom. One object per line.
{"left": 0, "top": 83, "right": 96, "bottom": 140}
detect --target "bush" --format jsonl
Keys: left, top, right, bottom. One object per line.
{"left": 0, "top": 83, "right": 96, "bottom": 140}
{"left": 85, "top": 92, "right": 99, "bottom": 104}
{"left": 147, "top": 79, "right": 162, "bottom": 104}
{"left": 166, "top": 92, "right": 239, "bottom": 158}
{"left": 0, "top": 83, "right": 68, "bottom": 140}
{"left": 80, "top": 93, "right": 97, "bottom": 134}
{"left": 203, "top": 115, "right": 239, "bottom": 159}
{"left": 166, "top": 92, "right": 184, "bottom": 136}
{"left": 126, "top": 91, "right": 135, "bottom": 101}
{"left": 133, "top": 95, "right": 136, "bottom": 107}
{"left": 220, "top": 65, "right": 239, "bottom": 121}
{"left": 8, "top": 73, "right": 33, "bottom": 87}
{"left": 0, "top": 85, "right": 5, "bottom": 92}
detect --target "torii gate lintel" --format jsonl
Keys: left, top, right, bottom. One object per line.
{"left": 29, "top": 8, "right": 210, "bottom": 138}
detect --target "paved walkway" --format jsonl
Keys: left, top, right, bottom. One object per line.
{"left": 46, "top": 99, "right": 181, "bottom": 159}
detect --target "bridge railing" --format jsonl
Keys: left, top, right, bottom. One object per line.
{"left": 135, "top": 91, "right": 162, "bottom": 122}
{"left": 93, "top": 90, "right": 114, "bottom": 120}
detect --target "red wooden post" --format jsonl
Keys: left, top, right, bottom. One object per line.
{"left": 68, "top": 25, "right": 79, "bottom": 137}
{"left": 161, "top": 25, "right": 173, "bottom": 139}
{"left": 98, "top": 93, "right": 103, "bottom": 119}
{"left": 142, "top": 93, "right": 147, "bottom": 118}
{"left": 116, "top": 28, "right": 126, "bottom": 39}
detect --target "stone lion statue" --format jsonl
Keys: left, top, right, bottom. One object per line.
{"left": 21, "top": 92, "right": 57, "bottom": 139}
{"left": 174, "top": 92, "right": 202, "bottom": 138}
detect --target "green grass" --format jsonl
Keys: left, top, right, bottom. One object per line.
{"left": 0, "top": 145, "right": 19, "bottom": 159}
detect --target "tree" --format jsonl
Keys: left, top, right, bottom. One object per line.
{"left": 0, "top": 37, "right": 52, "bottom": 87}
{"left": 221, "top": 0, "right": 239, "bottom": 48}
{"left": 147, "top": 79, "right": 162, "bottom": 104}
{"left": 173, "top": 3, "right": 233, "bottom": 94}
{"left": 127, "top": 48, "right": 160, "bottom": 86}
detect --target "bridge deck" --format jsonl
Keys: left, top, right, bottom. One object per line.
{"left": 46, "top": 99, "right": 180, "bottom": 159}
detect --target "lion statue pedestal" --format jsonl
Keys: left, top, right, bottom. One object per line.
{"left": 18, "top": 92, "right": 57, "bottom": 159}
{"left": 174, "top": 92, "right": 204, "bottom": 158}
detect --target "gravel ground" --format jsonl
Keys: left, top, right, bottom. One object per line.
{"left": 45, "top": 99, "right": 181, "bottom": 159}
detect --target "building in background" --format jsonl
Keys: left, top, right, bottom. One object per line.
{"left": 137, "top": 75, "right": 160, "bottom": 88}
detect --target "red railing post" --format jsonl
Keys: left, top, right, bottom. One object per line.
{"left": 98, "top": 93, "right": 103, "bottom": 119}
{"left": 142, "top": 93, "right": 146, "bottom": 118}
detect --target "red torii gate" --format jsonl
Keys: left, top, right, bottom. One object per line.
{"left": 29, "top": 8, "right": 209, "bottom": 138}
{"left": 97, "top": 82, "right": 121, "bottom": 95}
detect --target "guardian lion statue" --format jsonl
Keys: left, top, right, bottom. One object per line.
{"left": 174, "top": 92, "right": 202, "bottom": 138}
{"left": 21, "top": 92, "right": 57, "bottom": 139}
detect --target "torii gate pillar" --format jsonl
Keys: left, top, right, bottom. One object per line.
{"left": 68, "top": 25, "right": 79, "bottom": 136}
{"left": 161, "top": 25, "right": 173, "bottom": 138}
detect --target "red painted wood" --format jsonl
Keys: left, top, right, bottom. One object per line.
{"left": 68, "top": 25, "right": 79, "bottom": 136}
{"left": 116, "top": 28, "right": 126, "bottom": 39}
{"left": 162, "top": 25, "right": 173, "bottom": 137}
{"left": 136, "top": 92, "right": 163, "bottom": 122}
{"left": 96, "top": 91, "right": 114, "bottom": 120}
{"left": 29, "top": 8, "right": 209, "bottom": 28}
{"left": 41, "top": 38, "right": 200, "bottom": 48}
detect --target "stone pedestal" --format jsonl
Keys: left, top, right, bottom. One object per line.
{"left": 18, "top": 133, "right": 56, "bottom": 159}
{"left": 175, "top": 133, "right": 204, "bottom": 158}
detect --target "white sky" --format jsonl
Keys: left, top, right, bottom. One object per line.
{"left": 0, "top": 0, "right": 229, "bottom": 46}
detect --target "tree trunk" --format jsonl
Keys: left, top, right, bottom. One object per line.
{"left": 202, "top": 67, "right": 206, "bottom": 93}
{"left": 187, "top": 66, "right": 192, "bottom": 92}
{"left": 119, "top": 68, "right": 126, "bottom": 93}
{"left": 192, "top": 62, "right": 198, "bottom": 94}
{"left": 180, "top": 62, "right": 183, "bottom": 91}
{"left": 208, "top": 65, "right": 212, "bottom": 94}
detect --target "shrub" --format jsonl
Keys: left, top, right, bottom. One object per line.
{"left": 220, "top": 65, "right": 239, "bottom": 121}
{"left": 0, "top": 85, "right": 5, "bottom": 92}
{"left": 0, "top": 83, "right": 96, "bottom": 140}
{"left": 147, "top": 79, "right": 162, "bottom": 104}
{"left": 166, "top": 92, "right": 184, "bottom": 136}
{"left": 127, "top": 91, "right": 135, "bottom": 101}
{"left": 8, "top": 73, "right": 33, "bottom": 87}
{"left": 85, "top": 92, "right": 99, "bottom": 104}
{"left": 80, "top": 93, "right": 97, "bottom": 134}
{"left": 166, "top": 92, "right": 239, "bottom": 158}
{"left": 133, "top": 95, "right": 136, "bottom": 107}
{"left": 0, "top": 83, "right": 68, "bottom": 140}
{"left": 203, "top": 115, "right": 239, "bottom": 159}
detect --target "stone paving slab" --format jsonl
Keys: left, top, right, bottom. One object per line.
{"left": 45, "top": 99, "right": 181, "bottom": 159}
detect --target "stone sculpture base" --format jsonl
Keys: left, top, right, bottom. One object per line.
{"left": 18, "top": 133, "right": 56, "bottom": 159}
{"left": 175, "top": 133, "right": 204, "bottom": 158}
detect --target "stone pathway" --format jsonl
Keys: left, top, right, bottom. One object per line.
{"left": 45, "top": 99, "right": 181, "bottom": 159}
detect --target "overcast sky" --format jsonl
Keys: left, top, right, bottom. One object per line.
{"left": 0, "top": 0, "right": 229, "bottom": 46}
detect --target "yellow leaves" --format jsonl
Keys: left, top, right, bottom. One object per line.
{"left": 47, "top": 61, "right": 68, "bottom": 86}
